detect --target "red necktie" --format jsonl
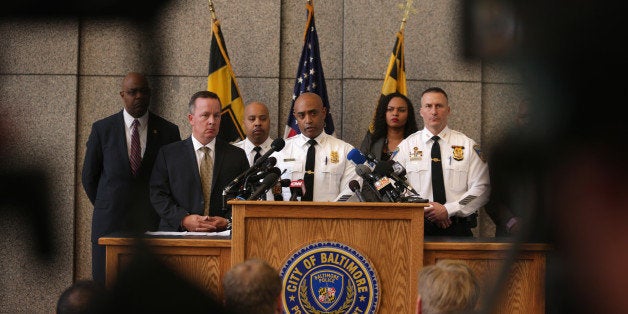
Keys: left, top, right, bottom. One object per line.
{"left": 130, "top": 119, "right": 141, "bottom": 176}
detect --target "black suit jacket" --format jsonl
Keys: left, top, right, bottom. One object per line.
{"left": 150, "top": 137, "right": 249, "bottom": 231}
{"left": 82, "top": 110, "right": 181, "bottom": 242}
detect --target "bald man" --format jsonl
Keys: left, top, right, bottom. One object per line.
{"left": 273, "top": 92, "right": 360, "bottom": 202}
{"left": 82, "top": 72, "right": 181, "bottom": 284}
{"left": 232, "top": 101, "right": 273, "bottom": 166}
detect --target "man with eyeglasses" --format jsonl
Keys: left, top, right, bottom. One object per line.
{"left": 82, "top": 72, "right": 181, "bottom": 284}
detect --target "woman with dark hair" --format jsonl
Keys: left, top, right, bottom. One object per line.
{"left": 360, "top": 92, "right": 418, "bottom": 161}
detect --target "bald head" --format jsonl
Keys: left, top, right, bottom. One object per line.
{"left": 293, "top": 92, "right": 327, "bottom": 139}
{"left": 120, "top": 72, "right": 151, "bottom": 118}
{"left": 243, "top": 101, "right": 271, "bottom": 145}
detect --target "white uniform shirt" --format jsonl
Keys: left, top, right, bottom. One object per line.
{"left": 273, "top": 133, "right": 361, "bottom": 202}
{"left": 232, "top": 137, "right": 275, "bottom": 200}
{"left": 393, "top": 126, "right": 490, "bottom": 217}
{"left": 232, "top": 137, "right": 274, "bottom": 167}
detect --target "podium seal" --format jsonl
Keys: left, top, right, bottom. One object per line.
{"left": 280, "top": 241, "right": 380, "bottom": 313}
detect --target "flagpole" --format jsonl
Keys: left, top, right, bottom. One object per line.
{"left": 207, "top": 0, "right": 217, "bottom": 22}
{"left": 399, "top": 0, "right": 415, "bottom": 32}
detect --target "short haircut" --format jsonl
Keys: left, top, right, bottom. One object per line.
{"left": 189, "top": 90, "right": 221, "bottom": 114}
{"left": 56, "top": 280, "right": 111, "bottom": 314}
{"left": 418, "top": 260, "right": 480, "bottom": 314}
{"left": 222, "top": 258, "right": 282, "bottom": 314}
{"left": 421, "top": 87, "right": 449, "bottom": 100}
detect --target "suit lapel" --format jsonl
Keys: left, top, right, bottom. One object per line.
{"left": 144, "top": 112, "right": 158, "bottom": 163}
{"left": 184, "top": 138, "right": 203, "bottom": 187}
{"left": 212, "top": 139, "right": 225, "bottom": 187}
{"left": 114, "top": 111, "right": 132, "bottom": 174}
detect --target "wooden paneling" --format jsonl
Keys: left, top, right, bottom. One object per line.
{"left": 424, "top": 241, "right": 551, "bottom": 314}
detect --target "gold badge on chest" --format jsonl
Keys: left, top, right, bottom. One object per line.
{"left": 410, "top": 147, "right": 423, "bottom": 160}
{"left": 330, "top": 151, "right": 339, "bottom": 164}
{"left": 451, "top": 145, "right": 464, "bottom": 161}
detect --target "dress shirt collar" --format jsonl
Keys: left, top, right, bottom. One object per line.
{"left": 192, "top": 136, "right": 216, "bottom": 152}
{"left": 123, "top": 109, "right": 148, "bottom": 129}
{"left": 243, "top": 137, "right": 273, "bottom": 154}
{"left": 297, "top": 132, "right": 326, "bottom": 149}
{"left": 422, "top": 126, "right": 451, "bottom": 144}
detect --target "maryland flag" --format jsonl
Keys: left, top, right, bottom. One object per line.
{"left": 207, "top": 18, "right": 245, "bottom": 142}
{"left": 368, "top": 29, "right": 407, "bottom": 133}
{"left": 284, "top": 1, "right": 334, "bottom": 139}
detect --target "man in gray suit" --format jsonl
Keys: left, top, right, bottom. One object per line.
{"left": 150, "top": 91, "right": 249, "bottom": 231}
{"left": 82, "top": 72, "right": 181, "bottom": 284}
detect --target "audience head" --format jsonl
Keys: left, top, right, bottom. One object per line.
{"left": 293, "top": 92, "right": 327, "bottom": 139}
{"left": 222, "top": 258, "right": 282, "bottom": 314}
{"left": 416, "top": 260, "right": 479, "bottom": 314}
{"left": 56, "top": 280, "right": 111, "bottom": 314}
{"left": 188, "top": 90, "right": 222, "bottom": 145}
{"left": 372, "top": 92, "right": 418, "bottom": 140}
{"left": 120, "top": 72, "right": 151, "bottom": 118}
{"left": 420, "top": 87, "right": 451, "bottom": 135}
{"left": 243, "top": 101, "right": 271, "bottom": 146}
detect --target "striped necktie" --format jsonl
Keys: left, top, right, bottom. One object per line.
{"left": 130, "top": 119, "right": 141, "bottom": 176}
{"left": 200, "top": 146, "right": 213, "bottom": 216}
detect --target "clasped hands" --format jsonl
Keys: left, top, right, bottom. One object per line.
{"left": 424, "top": 202, "right": 451, "bottom": 229}
{"left": 182, "top": 214, "right": 228, "bottom": 232}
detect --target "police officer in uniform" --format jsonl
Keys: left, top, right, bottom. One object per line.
{"left": 394, "top": 87, "right": 489, "bottom": 236}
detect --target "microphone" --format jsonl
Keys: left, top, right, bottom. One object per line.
{"left": 289, "top": 179, "right": 305, "bottom": 201}
{"left": 348, "top": 180, "right": 365, "bottom": 202}
{"left": 347, "top": 148, "right": 367, "bottom": 165}
{"left": 354, "top": 165, "right": 384, "bottom": 202}
{"left": 251, "top": 138, "right": 285, "bottom": 170}
{"left": 374, "top": 160, "right": 419, "bottom": 195}
{"left": 248, "top": 172, "right": 280, "bottom": 200}
{"left": 273, "top": 179, "right": 290, "bottom": 201}
{"left": 247, "top": 166, "right": 281, "bottom": 183}
{"left": 347, "top": 148, "right": 376, "bottom": 168}
{"left": 357, "top": 163, "right": 399, "bottom": 202}
{"left": 223, "top": 139, "right": 285, "bottom": 194}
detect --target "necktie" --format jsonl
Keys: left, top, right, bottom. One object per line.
{"left": 431, "top": 136, "right": 446, "bottom": 204}
{"left": 200, "top": 147, "right": 213, "bottom": 216}
{"left": 253, "top": 146, "right": 262, "bottom": 164}
{"left": 302, "top": 139, "right": 317, "bottom": 201}
{"left": 130, "top": 119, "right": 141, "bottom": 176}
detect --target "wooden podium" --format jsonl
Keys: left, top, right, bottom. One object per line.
{"left": 230, "top": 200, "right": 425, "bottom": 313}
{"left": 100, "top": 201, "right": 551, "bottom": 313}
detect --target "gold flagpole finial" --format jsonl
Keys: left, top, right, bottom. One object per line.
{"left": 397, "top": 0, "right": 416, "bottom": 31}
{"left": 207, "top": 0, "right": 217, "bottom": 22}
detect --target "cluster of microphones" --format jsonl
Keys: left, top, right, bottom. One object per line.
{"left": 346, "top": 148, "right": 428, "bottom": 203}
{"left": 221, "top": 138, "right": 427, "bottom": 211}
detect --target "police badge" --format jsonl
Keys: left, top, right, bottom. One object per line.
{"left": 330, "top": 151, "right": 339, "bottom": 164}
{"left": 410, "top": 147, "right": 422, "bottom": 160}
{"left": 451, "top": 145, "right": 464, "bottom": 161}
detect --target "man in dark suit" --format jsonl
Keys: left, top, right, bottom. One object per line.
{"left": 82, "top": 72, "right": 181, "bottom": 284}
{"left": 150, "top": 91, "right": 249, "bottom": 232}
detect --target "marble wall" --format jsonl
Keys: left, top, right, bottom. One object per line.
{"left": 0, "top": 0, "right": 526, "bottom": 312}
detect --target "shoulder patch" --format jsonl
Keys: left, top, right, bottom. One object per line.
{"left": 473, "top": 144, "right": 486, "bottom": 162}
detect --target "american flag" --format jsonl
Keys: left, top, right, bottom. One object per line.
{"left": 284, "top": 2, "right": 334, "bottom": 138}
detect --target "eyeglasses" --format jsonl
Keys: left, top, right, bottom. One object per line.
{"left": 124, "top": 88, "right": 151, "bottom": 96}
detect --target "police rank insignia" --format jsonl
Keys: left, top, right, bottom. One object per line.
{"left": 410, "top": 147, "right": 423, "bottom": 160}
{"left": 330, "top": 151, "right": 339, "bottom": 164}
{"left": 473, "top": 144, "right": 486, "bottom": 162}
{"left": 280, "top": 241, "right": 380, "bottom": 313}
{"left": 451, "top": 145, "right": 465, "bottom": 161}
